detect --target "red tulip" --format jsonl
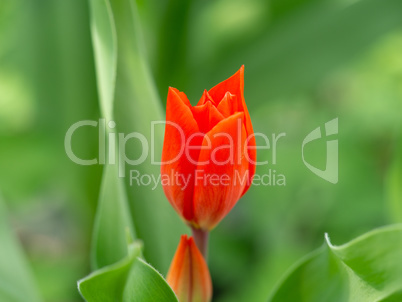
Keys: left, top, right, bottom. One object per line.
{"left": 166, "top": 235, "right": 212, "bottom": 302}
{"left": 161, "top": 66, "right": 256, "bottom": 230}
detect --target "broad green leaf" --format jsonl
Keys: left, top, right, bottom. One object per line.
{"left": 88, "top": 0, "right": 136, "bottom": 270}
{"left": 269, "top": 224, "right": 402, "bottom": 301}
{"left": 0, "top": 194, "right": 42, "bottom": 302}
{"left": 122, "top": 258, "right": 177, "bottom": 301}
{"left": 78, "top": 242, "right": 178, "bottom": 302}
{"left": 106, "top": 0, "right": 187, "bottom": 273}
{"left": 91, "top": 163, "right": 136, "bottom": 269}
{"left": 80, "top": 242, "right": 141, "bottom": 302}
{"left": 89, "top": 0, "right": 187, "bottom": 273}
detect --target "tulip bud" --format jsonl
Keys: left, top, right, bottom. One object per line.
{"left": 161, "top": 66, "right": 256, "bottom": 230}
{"left": 166, "top": 235, "right": 212, "bottom": 302}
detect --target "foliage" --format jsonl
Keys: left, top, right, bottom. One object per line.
{"left": 79, "top": 242, "right": 177, "bottom": 302}
{"left": 270, "top": 225, "right": 402, "bottom": 301}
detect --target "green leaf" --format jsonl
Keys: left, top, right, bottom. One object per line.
{"left": 88, "top": 0, "right": 135, "bottom": 270}
{"left": 90, "top": 0, "right": 186, "bottom": 271}
{"left": 78, "top": 242, "right": 178, "bottom": 302}
{"left": 269, "top": 224, "right": 402, "bottom": 301}
{"left": 91, "top": 163, "right": 136, "bottom": 269}
{"left": 88, "top": 0, "right": 117, "bottom": 121}
{"left": 0, "top": 194, "right": 42, "bottom": 302}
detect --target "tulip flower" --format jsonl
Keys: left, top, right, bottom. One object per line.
{"left": 166, "top": 235, "right": 212, "bottom": 302}
{"left": 161, "top": 66, "right": 256, "bottom": 232}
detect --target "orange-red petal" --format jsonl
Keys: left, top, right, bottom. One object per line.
{"left": 208, "top": 66, "right": 256, "bottom": 195}
{"left": 193, "top": 113, "right": 249, "bottom": 230}
{"left": 161, "top": 87, "right": 201, "bottom": 221}
{"left": 197, "top": 89, "right": 216, "bottom": 106}
{"left": 216, "top": 92, "right": 240, "bottom": 118}
{"left": 191, "top": 101, "right": 224, "bottom": 134}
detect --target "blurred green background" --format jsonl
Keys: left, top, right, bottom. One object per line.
{"left": 0, "top": 0, "right": 401, "bottom": 301}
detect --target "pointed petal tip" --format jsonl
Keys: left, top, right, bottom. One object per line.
{"left": 188, "top": 236, "right": 196, "bottom": 247}
{"left": 167, "top": 86, "right": 191, "bottom": 108}
{"left": 168, "top": 86, "right": 178, "bottom": 93}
